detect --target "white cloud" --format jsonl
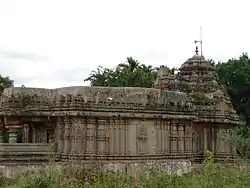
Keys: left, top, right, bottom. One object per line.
{"left": 0, "top": 0, "right": 249, "bottom": 88}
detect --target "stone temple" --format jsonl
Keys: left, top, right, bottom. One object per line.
{"left": 0, "top": 48, "right": 240, "bottom": 177}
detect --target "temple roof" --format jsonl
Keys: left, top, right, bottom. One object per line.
{"left": 179, "top": 54, "right": 215, "bottom": 72}
{"left": 178, "top": 47, "right": 219, "bottom": 93}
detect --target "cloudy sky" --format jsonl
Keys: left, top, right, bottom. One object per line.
{"left": 0, "top": 0, "right": 249, "bottom": 88}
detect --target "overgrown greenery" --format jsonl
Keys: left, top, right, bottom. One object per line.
{"left": 1, "top": 153, "right": 250, "bottom": 187}
{"left": 216, "top": 53, "right": 250, "bottom": 156}
{"left": 216, "top": 53, "right": 250, "bottom": 125}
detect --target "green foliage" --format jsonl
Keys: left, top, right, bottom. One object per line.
{"left": 215, "top": 53, "right": 250, "bottom": 156}
{"left": 3, "top": 156, "right": 250, "bottom": 188}
{"left": 215, "top": 53, "right": 250, "bottom": 124}
{"left": 220, "top": 127, "right": 250, "bottom": 158}
{"left": 0, "top": 75, "right": 14, "bottom": 93}
{"left": 84, "top": 57, "right": 158, "bottom": 88}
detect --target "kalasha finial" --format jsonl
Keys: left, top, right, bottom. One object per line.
{"left": 195, "top": 46, "right": 199, "bottom": 55}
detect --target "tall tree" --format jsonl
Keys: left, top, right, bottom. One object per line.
{"left": 0, "top": 75, "right": 14, "bottom": 93}
{"left": 216, "top": 53, "right": 250, "bottom": 124}
{"left": 216, "top": 53, "right": 250, "bottom": 157}
{"left": 85, "top": 57, "right": 158, "bottom": 88}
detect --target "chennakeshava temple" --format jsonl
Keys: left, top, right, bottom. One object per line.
{"left": 0, "top": 47, "right": 240, "bottom": 178}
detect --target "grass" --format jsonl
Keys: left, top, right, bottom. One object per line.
{"left": 1, "top": 154, "right": 250, "bottom": 188}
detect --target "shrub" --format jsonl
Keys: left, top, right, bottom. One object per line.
{"left": 3, "top": 154, "right": 250, "bottom": 188}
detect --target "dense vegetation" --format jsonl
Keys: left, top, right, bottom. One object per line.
{"left": 0, "top": 154, "right": 250, "bottom": 188}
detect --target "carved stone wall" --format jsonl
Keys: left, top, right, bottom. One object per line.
{"left": 0, "top": 84, "right": 240, "bottom": 164}
{"left": 56, "top": 117, "right": 65, "bottom": 154}
{"left": 54, "top": 116, "right": 223, "bottom": 161}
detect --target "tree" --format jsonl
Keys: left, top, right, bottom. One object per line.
{"left": 215, "top": 53, "right": 250, "bottom": 124}
{"left": 85, "top": 57, "right": 158, "bottom": 88}
{"left": 215, "top": 53, "right": 250, "bottom": 157}
{"left": 84, "top": 66, "right": 116, "bottom": 87}
{"left": 0, "top": 75, "right": 14, "bottom": 93}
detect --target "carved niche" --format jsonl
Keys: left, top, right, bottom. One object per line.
{"left": 136, "top": 121, "right": 148, "bottom": 154}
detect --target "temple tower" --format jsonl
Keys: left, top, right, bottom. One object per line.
{"left": 178, "top": 47, "right": 218, "bottom": 93}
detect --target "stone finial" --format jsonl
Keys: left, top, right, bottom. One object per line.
{"left": 195, "top": 46, "right": 199, "bottom": 55}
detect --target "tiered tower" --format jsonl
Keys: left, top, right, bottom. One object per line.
{"left": 178, "top": 47, "right": 218, "bottom": 93}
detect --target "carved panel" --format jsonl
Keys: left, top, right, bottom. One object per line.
{"left": 97, "top": 129, "right": 109, "bottom": 142}
{"left": 85, "top": 120, "right": 96, "bottom": 154}
{"left": 192, "top": 123, "right": 204, "bottom": 154}
{"left": 216, "top": 127, "right": 231, "bottom": 154}
{"left": 97, "top": 122, "right": 110, "bottom": 155}
{"left": 64, "top": 117, "right": 71, "bottom": 154}
{"left": 124, "top": 119, "right": 129, "bottom": 155}
{"left": 137, "top": 121, "right": 148, "bottom": 154}
{"left": 178, "top": 125, "right": 185, "bottom": 153}
{"left": 35, "top": 127, "right": 47, "bottom": 143}
{"left": 111, "top": 117, "right": 120, "bottom": 155}
{"left": 86, "top": 128, "right": 95, "bottom": 141}
{"left": 164, "top": 120, "right": 170, "bottom": 153}
{"left": 75, "top": 119, "right": 85, "bottom": 154}
{"left": 155, "top": 119, "right": 162, "bottom": 153}
{"left": 169, "top": 121, "right": 193, "bottom": 154}
{"left": 70, "top": 119, "right": 77, "bottom": 154}
{"left": 56, "top": 117, "right": 65, "bottom": 153}
{"left": 47, "top": 126, "right": 55, "bottom": 144}
{"left": 109, "top": 117, "right": 115, "bottom": 154}
{"left": 184, "top": 123, "right": 193, "bottom": 153}
{"left": 23, "top": 124, "right": 30, "bottom": 143}
{"left": 118, "top": 118, "right": 126, "bottom": 155}
{"left": 170, "top": 122, "right": 178, "bottom": 153}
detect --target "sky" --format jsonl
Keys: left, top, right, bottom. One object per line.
{"left": 0, "top": 0, "right": 249, "bottom": 88}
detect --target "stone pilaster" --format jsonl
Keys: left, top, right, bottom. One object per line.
{"left": 64, "top": 117, "right": 71, "bottom": 154}
{"left": 23, "top": 123, "right": 30, "bottom": 143}
{"left": 0, "top": 118, "right": 5, "bottom": 143}
{"left": 31, "top": 124, "right": 36, "bottom": 143}
{"left": 47, "top": 124, "right": 55, "bottom": 144}
{"left": 70, "top": 118, "right": 77, "bottom": 155}
{"left": 57, "top": 117, "right": 65, "bottom": 154}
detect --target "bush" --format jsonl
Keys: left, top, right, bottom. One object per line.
{"left": 3, "top": 154, "right": 250, "bottom": 188}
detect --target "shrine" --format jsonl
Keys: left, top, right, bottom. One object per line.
{"left": 0, "top": 47, "right": 240, "bottom": 177}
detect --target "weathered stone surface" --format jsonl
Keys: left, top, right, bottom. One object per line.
{"left": 0, "top": 49, "right": 241, "bottom": 178}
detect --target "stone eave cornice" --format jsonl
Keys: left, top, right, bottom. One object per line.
{"left": 196, "top": 115, "right": 241, "bottom": 125}
{"left": 0, "top": 108, "right": 197, "bottom": 119}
